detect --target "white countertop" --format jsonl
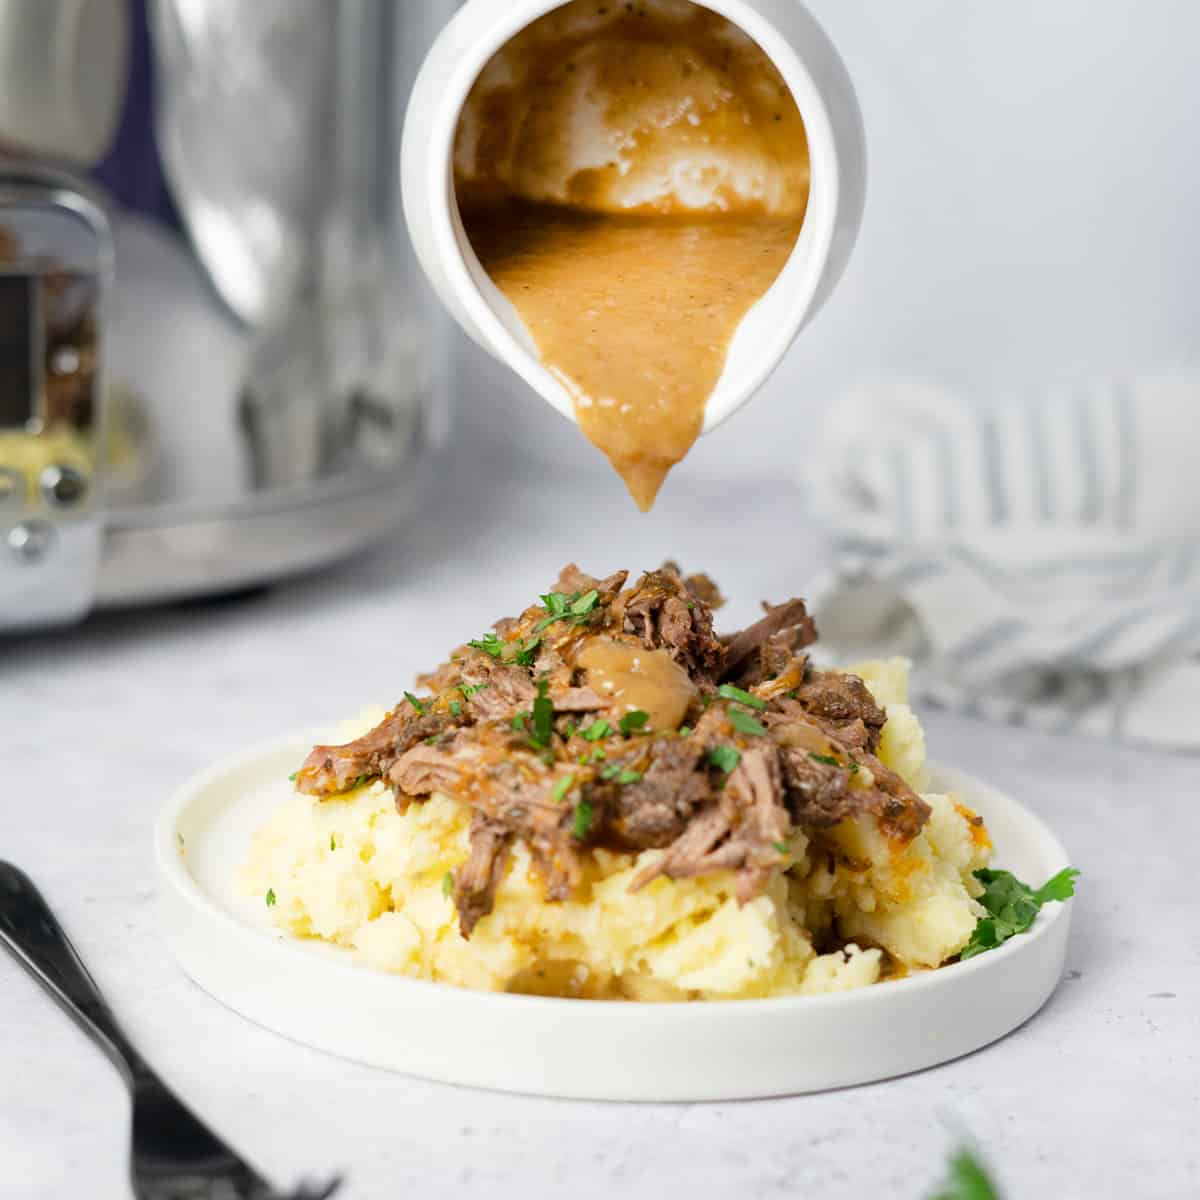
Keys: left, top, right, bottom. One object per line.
{"left": 3, "top": 450, "right": 1198, "bottom": 1200}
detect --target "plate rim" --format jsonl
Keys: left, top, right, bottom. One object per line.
{"left": 154, "top": 728, "right": 1074, "bottom": 1016}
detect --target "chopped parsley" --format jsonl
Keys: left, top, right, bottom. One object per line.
{"left": 265, "top": 888, "right": 276, "bottom": 908}
{"left": 351, "top": 775, "right": 370, "bottom": 789}
{"left": 960, "top": 867, "right": 1080, "bottom": 960}
{"left": 468, "top": 633, "right": 504, "bottom": 658}
{"left": 511, "top": 711, "right": 528, "bottom": 732}
{"left": 773, "top": 841, "right": 790, "bottom": 854}
{"left": 572, "top": 799, "right": 594, "bottom": 840}
{"left": 441, "top": 871, "right": 454, "bottom": 898}
{"left": 552, "top": 774, "right": 576, "bottom": 803}
{"left": 449, "top": 700, "right": 462, "bottom": 717}
{"left": 707, "top": 745, "right": 741, "bottom": 774}
{"left": 601, "top": 764, "right": 643, "bottom": 785}
{"left": 530, "top": 680, "right": 554, "bottom": 747}
{"left": 580, "top": 747, "right": 607, "bottom": 765}
{"left": 561, "top": 719, "right": 576, "bottom": 738}
{"left": 514, "top": 635, "right": 542, "bottom": 667}
{"left": 718, "top": 683, "right": 767, "bottom": 711}
{"left": 535, "top": 588, "right": 602, "bottom": 633}
{"left": 849, "top": 761, "right": 860, "bottom": 774}
{"left": 809, "top": 752, "right": 841, "bottom": 767}
{"left": 619, "top": 709, "right": 650, "bottom": 735}
{"left": 581, "top": 718, "right": 612, "bottom": 742}
{"left": 288, "top": 772, "right": 297, "bottom": 782}
{"left": 330, "top": 834, "right": 338, "bottom": 851}
{"left": 678, "top": 725, "right": 692, "bottom": 737}
{"left": 404, "top": 691, "right": 425, "bottom": 714}
{"left": 458, "top": 682, "right": 489, "bottom": 699}
{"left": 728, "top": 708, "right": 767, "bottom": 737}
{"left": 929, "top": 1148, "right": 1001, "bottom": 1200}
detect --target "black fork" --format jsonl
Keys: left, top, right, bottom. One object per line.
{"left": 0, "top": 861, "right": 341, "bottom": 1200}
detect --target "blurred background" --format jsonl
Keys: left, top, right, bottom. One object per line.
{"left": 1, "top": 0, "right": 1197, "bottom": 744}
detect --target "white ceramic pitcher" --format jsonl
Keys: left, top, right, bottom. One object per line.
{"left": 401, "top": 0, "right": 866, "bottom": 437}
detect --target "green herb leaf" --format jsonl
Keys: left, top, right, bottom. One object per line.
{"left": 531, "top": 679, "right": 554, "bottom": 747}
{"left": 330, "top": 834, "right": 337, "bottom": 851}
{"left": 442, "top": 871, "right": 454, "bottom": 898}
{"left": 678, "top": 726, "right": 692, "bottom": 737}
{"left": 960, "top": 867, "right": 1080, "bottom": 960}
{"left": 468, "top": 633, "right": 505, "bottom": 658}
{"left": 449, "top": 699, "right": 462, "bottom": 717}
{"left": 404, "top": 691, "right": 426, "bottom": 714}
{"left": 728, "top": 708, "right": 767, "bottom": 737}
{"left": 1034, "top": 867, "right": 1081, "bottom": 904}
{"left": 552, "top": 774, "right": 576, "bottom": 803}
{"left": 808, "top": 752, "right": 841, "bottom": 767}
{"left": 288, "top": 772, "right": 297, "bottom": 782}
{"left": 581, "top": 747, "right": 607, "bottom": 765}
{"left": 351, "top": 775, "right": 370, "bottom": 789}
{"left": 718, "top": 683, "right": 767, "bottom": 711}
{"left": 511, "top": 712, "right": 528, "bottom": 732}
{"left": 928, "top": 1149, "right": 1002, "bottom": 1200}
{"left": 265, "top": 888, "right": 276, "bottom": 908}
{"left": 570, "top": 589, "right": 600, "bottom": 616}
{"left": 514, "top": 635, "right": 542, "bottom": 667}
{"left": 561, "top": 719, "right": 576, "bottom": 738}
{"left": 535, "top": 589, "right": 602, "bottom": 633}
{"left": 601, "top": 764, "right": 643, "bottom": 784}
{"left": 707, "top": 745, "right": 741, "bottom": 774}
{"left": 458, "top": 682, "right": 489, "bottom": 699}
{"left": 573, "top": 799, "right": 594, "bottom": 840}
{"left": 581, "top": 718, "right": 612, "bottom": 742}
{"left": 773, "top": 841, "right": 790, "bottom": 854}
{"left": 619, "top": 709, "right": 650, "bottom": 735}
{"left": 849, "top": 761, "right": 860, "bottom": 774}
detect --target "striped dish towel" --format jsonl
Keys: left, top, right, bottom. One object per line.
{"left": 802, "top": 373, "right": 1200, "bottom": 751}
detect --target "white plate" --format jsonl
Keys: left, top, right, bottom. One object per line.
{"left": 154, "top": 733, "right": 1073, "bottom": 1101}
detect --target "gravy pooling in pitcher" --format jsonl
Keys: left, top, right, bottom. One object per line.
{"left": 455, "top": 0, "right": 810, "bottom": 509}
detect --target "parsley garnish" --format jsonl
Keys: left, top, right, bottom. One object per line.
{"left": 728, "top": 709, "right": 767, "bottom": 737}
{"left": 708, "top": 745, "right": 741, "bottom": 774}
{"left": 619, "top": 709, "right": 650, "bottom": 735}
{"left": 581, "top": 718, "right": 611, "bottom": 742}
{"left": 678, "top": 726, "right": 692, "bottom": 737}
{"left": 573, "top": 799, "right": 594, "bottom": 840}
{"left": 535, "top": 588, "right": 602, "bottom": 633}
{"left": 330, "top": 834, "right": 338, "bottom": 851}
{"left": 441, "top": 872, "right": 453, "bottom": 898}
{"left": 525, "top": 680, "right": 554, "bottom": 748}
{"left": 514, "top": 636, "right": 542, "bottom": 667}
{"left": 552, "top": 774, "right": 575, "bottom": 803}
{"left": 468, "top": 633, "right": 504, "bottom": 658}
{"left": 718, "top": 683, "right": 767, "bottom": 711}
{"left": 265, "top": 888, "right": 276, "bottom": 907}
{"left": 449, "top": 700, "right": 462, "bottom": 716}
{"left": 458, "top": 683, "right": 489, "bottom": 699}
{"left": 580, "top": 747, "right": 606, "bottom": 765}
{"left": 511, "top": 712, "right": 528, "bottom": 732}
{"left": 288, "top": 772, "right": 297, "bottom": 782}
{"left": 773, "top": 841, "right": 790, "bottom": 854}
{"left": 929, "top": 1148, "right": 1001, "bottom": 1200}
{"left": 601, "top": 764, "right": 643, "bottom": 784}
{"left": 561, "top": 719, "right": 576, "bottom": 738}
{"left": 809, "top": 752, "right": 840, "bottom": 767}
{"left": 404, "top": 691, "right": 425, "bottom": 714}
{"left": 960, "top": 867, "right": 1079, "bottom": 960}
{"left": 351, "top": 775, "right": 370, "bottom": 789}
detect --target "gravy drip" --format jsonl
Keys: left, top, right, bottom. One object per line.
{"left": 455, "top": 0, "right": 810, "bottom": 510}
{"left": 576, "top": 639, "right": 697, "bottom": 731}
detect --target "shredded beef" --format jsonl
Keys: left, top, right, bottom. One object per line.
{"left": 293, "top": 564, "right": 929, "bottom": 936}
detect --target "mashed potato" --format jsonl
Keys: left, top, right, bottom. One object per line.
{"left": 242, "top": 659, "right": 989, "bottom": 1000}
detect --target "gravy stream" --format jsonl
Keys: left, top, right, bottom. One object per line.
{"left": 462, "top": 206, "right": 802, "bottom": 509}
{"left": 455, "top": 0, "right": 810, "bottom": 510}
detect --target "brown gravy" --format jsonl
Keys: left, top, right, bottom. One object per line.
{"left": 455, "top": 0, "right": 810, "bottom": 510}
{"left": 576, "top": 639, "right": 697, "bottom": 731}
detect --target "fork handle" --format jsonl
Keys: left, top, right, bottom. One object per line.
{"left": 0, "top": 861, "right": 149, "bottom": 1083}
